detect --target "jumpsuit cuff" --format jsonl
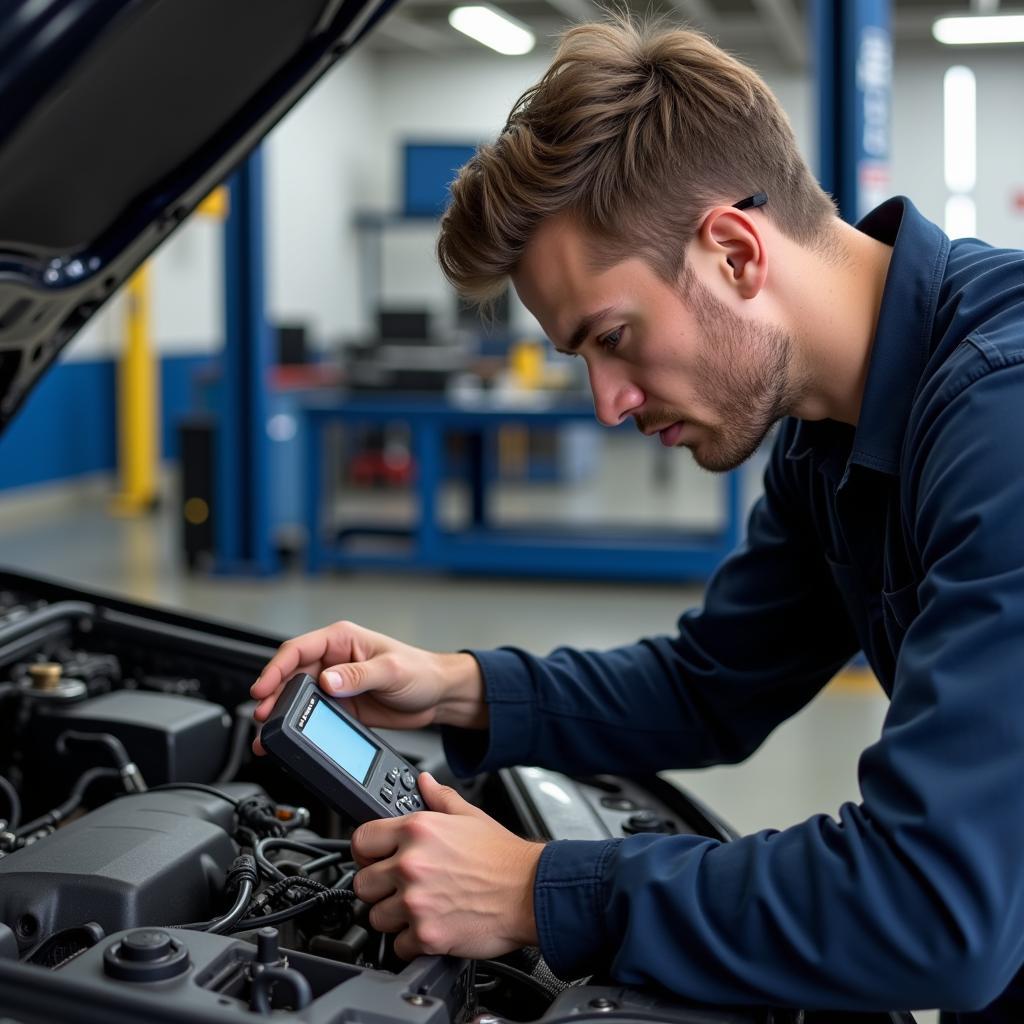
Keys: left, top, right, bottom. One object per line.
{"left": 534, "top": 838, "right": 622, "bottom": 980}
{"left": 442, "top": 648, "right": 537, "bottom": 777}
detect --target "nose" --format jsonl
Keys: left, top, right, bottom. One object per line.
{"left": 587, "top": 361, "right": 644, "bottom": 427}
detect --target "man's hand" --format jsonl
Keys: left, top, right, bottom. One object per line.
{"left": 352, "top": 772, "right": 544, "bottom": 961}
{"left": 249, "top": 621, "right": 487, "bottom": 754}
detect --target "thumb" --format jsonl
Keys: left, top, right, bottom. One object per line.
{"left": 321, "top": 656, "right": 393, "bottom": 697}
{"left": 419, "top": 772, "right": 487, "bottom": 819}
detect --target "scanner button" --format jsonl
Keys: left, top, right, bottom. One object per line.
{"left": 385, "top": 768, "right": 400, "bottom": 785}
{"left": 379, "top": 785, "right": 394, "bottom": 803}
{"left": 395, "top": 796, "right": 412, "bottom": 813}
{"left": 408, "top": 794, "right": 422, "bottom": 810}
{"left": 400, "top": 770, "right": 415, "bottom": 791}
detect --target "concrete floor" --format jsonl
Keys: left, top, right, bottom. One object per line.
{"left": 0, "top": 448, "right": 937, "bottom": 1019}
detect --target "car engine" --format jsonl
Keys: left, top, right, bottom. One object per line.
{"left": 0, "top": 570, "right": 897, "bottom": 1024}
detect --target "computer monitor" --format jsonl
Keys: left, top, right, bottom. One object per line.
{"left": 378, "top": 309, "right": 431, "bottom": 342}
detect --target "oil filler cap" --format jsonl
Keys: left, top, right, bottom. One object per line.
{"left": 104, "top": 929, "right": 190, "bottom": 982}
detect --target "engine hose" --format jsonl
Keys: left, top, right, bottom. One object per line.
{"left": 172, "top": 855, "right": 260, "bottom": 931}
{"left": 254, "top": 837, "right": 347, "bottom": 881}
{"left": 216, "top": 703, "right": 255, "bottom": 784}
{"left": 335, "top": 868, "right": 357, "bottom": 891}
{"left": 0, "top": 774, "right": 20, "bottom": 831}
{"left": 0, "top": 601, "right": 95, "bottom": 648}
{"left": 255, "top": 875, "right": 335, "bottom": 910}
{"left": 15, "top": 767, "right": 121, "bottom": 838}
{"left": 56, "top": 730, "right": 147, "bottom": 793}
{"left": 301, "top": 851, "right": 346, "bottom": 874}
{"left": 207, "top": 879, "right": 255, "bottom": 935}
{"left": 230, "top": 888, "right": 356, "bottom": 932}
{"left": 236, "top": 795, "right": 285, "bottom": 838}
{"left": 249, "top": 965, "right": 313, "bottom": 1014}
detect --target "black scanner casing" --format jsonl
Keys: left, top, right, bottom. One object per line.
{"left": 261, "top": 673, "right": 423, "bottom": 824}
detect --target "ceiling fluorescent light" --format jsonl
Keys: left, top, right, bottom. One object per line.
{"left": 449, "top": 5, "right": 535, "bottom": 55}
{"left": 933, "top": 14, "right": 1024, "bottom": 45}
{"left": 945, "top": 195, "right": 977, "bottom": 239}
{"left": 943, "top": 66, "right": 976, "bottom": 193}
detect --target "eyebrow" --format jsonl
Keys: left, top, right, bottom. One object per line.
{"left": 558, "top": 306, "right": 619, "bottom": 354}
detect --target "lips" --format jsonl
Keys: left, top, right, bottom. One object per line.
{"left": 658, "top": 422, "right": 685, "bottom": 447}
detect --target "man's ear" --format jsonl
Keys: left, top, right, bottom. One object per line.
{"left": 697, "top": 207, "right": 766, "bottom": 300}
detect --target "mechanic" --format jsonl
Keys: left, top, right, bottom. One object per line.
{"left": 252, "top": 18, "right": 1024, "bottom": 1022}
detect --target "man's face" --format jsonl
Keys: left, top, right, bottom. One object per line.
{"left": 512, "top": 215, "right": 801, "bottom": 472}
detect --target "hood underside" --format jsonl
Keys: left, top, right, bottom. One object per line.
{"left": 0, "top": 0, "right": 391, "bottom": 430}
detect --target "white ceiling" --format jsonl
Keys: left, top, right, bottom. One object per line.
{"left": 365, "top": 0, "right": 1013, "bottom": 68}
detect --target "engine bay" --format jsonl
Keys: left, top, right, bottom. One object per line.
{"left": 0, "top": 569, "right": 888, "bottom": 1024}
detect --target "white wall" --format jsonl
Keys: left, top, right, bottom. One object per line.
{"left": 367, "top": 51, "right": 552, "bottom": 335}
{"left": 890, "top": 45, "right": 1024, "bottom": 248}
{"left": 265, "top": 48, "right": 378, "bottom": 344}
{"left": 365, "top": 47, "right": 812, "bottom": 337}
{"left": 62, "top": 49, "right": 378, "bottom": 363}
{"left": 357, "top": 41, "right": 1024, "bottom": 333}
{"left": 61, "top": 37, "right": 1024, "bottom": 365}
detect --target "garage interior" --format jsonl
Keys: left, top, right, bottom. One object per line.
{"left": 1, "top": 2, "right": 1023, "bottom": 1020}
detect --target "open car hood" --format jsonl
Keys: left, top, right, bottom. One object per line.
{"left": 0, "top": 0, "right": 392, "bottom": 431}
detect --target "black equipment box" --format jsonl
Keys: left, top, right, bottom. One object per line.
{"left": 30, "top": 690, "right": 230, "bottom": 787}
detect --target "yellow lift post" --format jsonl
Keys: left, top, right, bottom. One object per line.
{"left": 110, "top": 262, "right": 158, "bottom": 515}
{"left": 110, "top": 187, "right": 229, "bottom": 516}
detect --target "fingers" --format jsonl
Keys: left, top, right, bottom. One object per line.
{"left": 363, "top": 893, "right": 446, "bottom": 960}
{"left": 352, "top": 818, "right": 402, "bottom": 866}
{"left": 394, "top": 925, "right": 445, "bottom": 961}
{"left": 250, "top": 622, "right": 400, "bottom": 727}
{"left": 253, "top": 695, "right": 279, "bottom": 721}
{"left": 320, "top": 650, "right": 401, "bottom": 699}
{"left": 353, "top": 860, "right": 397, "bottom": 906}
{"left": 364, "top": 892, "right": 406, "bottom": 934}
{"left": 418, "top": 772, "right": 488, "bottom": 820}
{"left": 364, "top": 896, "right": 447, "bottom": 962}
{"left": 250, "top": 627, "right": 336, "bottom": 701}
{"left": 393, "top": 929, "right": 417, "bottom": 961}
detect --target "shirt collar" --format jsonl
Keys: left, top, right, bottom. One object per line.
{"left": 786, "top": 196, "right": 950, "bottom": 473}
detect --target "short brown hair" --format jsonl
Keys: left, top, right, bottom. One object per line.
{"left": 437, "top": 17, "right": 836, "bottom": 303}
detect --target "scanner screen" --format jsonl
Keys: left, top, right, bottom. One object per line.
{"left": 301, "top": 699, "right": 377, "bottom": 784}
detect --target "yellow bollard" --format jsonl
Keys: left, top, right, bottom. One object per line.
{"left": 110, "top": 263, "right": 160, "bottom": 515}
{"left": 109, "top": 188, "right": 227, "bottom": 516}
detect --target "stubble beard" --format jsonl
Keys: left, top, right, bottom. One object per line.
{"left": 684, "top": 275, "right": 804, "bottom": 473}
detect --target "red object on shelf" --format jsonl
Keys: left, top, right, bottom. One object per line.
{"left": 271, "top": 364, "right": 344, "bottom": 390}
{"left": 349, "top": 450, "right": 414, "bottom": 487}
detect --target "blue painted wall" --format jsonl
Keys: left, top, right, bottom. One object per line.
{"left": 0, "top": 352, "right": 216, "bottom": 490}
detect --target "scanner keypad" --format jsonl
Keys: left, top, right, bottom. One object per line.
{"left": 385, "top": 763, "right": 421, "bottom": 813}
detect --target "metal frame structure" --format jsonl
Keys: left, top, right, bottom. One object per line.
{"left": 206, "top": 4, "right": 891, "bottom": 581}
{"left": 300, "top": 397, "right": 745, "bottom": 581}
{"left": 214, "top": 150, "right": 277, "bottom": 576}
{"left": 813, "top": 0, "right": 893, "bottom": 222}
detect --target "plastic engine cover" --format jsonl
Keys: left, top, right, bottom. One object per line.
{"left": 0, "top": 789, "right": 243, "bottom": 953}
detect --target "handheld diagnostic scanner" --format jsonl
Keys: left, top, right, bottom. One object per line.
{"left": 260, "top": 673, "right": 424, "bottom": 822}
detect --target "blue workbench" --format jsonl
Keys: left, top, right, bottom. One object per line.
{"left": 301, "top": 395, "right": 744, "bottom": 581}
